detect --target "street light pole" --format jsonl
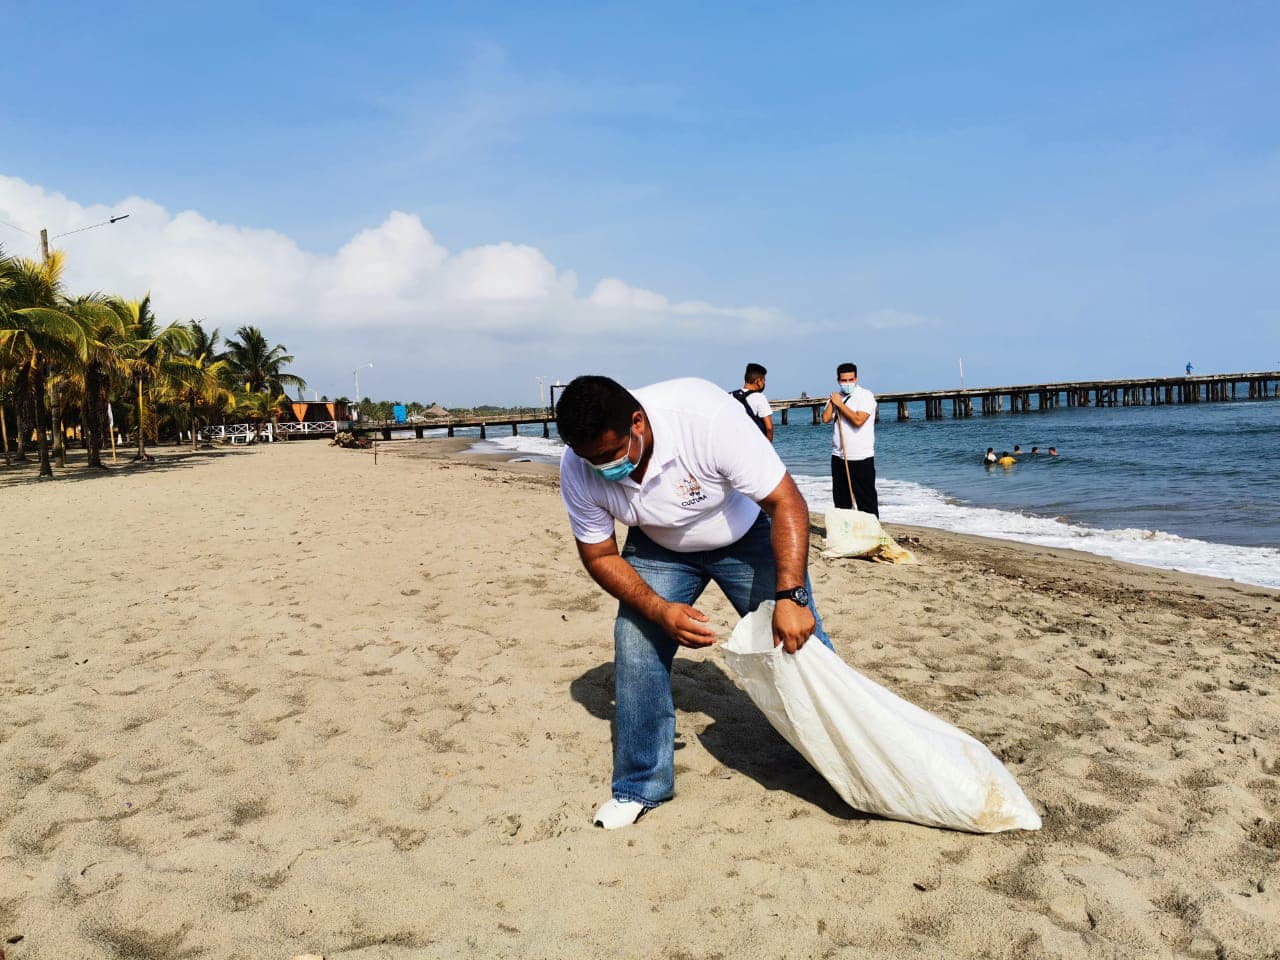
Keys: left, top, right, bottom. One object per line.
{"left": 38, "top": 214, "right": 131, "bottom": 263}
{"left": 353, "top": 362, "right": 373, "bottom": 418}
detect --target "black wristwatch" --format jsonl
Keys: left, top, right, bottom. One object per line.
{"left": 774, "top": 586, "right": 809, "bottom": 607}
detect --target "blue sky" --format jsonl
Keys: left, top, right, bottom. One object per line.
{"left": 3, "top": 1, "right": 1278, "bottom": 404}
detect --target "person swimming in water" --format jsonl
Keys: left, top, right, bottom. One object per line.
{"left": 1048, "top": 446, "right": 1058, "bottom": 456}
{"left": 997, "top": 451, "right": 1017, "bottom": 467}
{"left": 984, "top": 447, "right": 997, "bottom": 464}
{"left": 1030, "top": 446, "right": 1040, "bottom": 455}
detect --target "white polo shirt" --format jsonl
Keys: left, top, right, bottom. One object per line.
{"left": 561, "top": 378, "right": 787, "bottom": 553}
{"left": 832, "top": 383, "right": 876, "bottom": 461}
{"left": 745, "top": 391, "right": 772, "bottom": 420}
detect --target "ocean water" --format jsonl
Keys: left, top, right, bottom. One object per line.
{"left": 465, "top": 398, "right": 1280, "bottom": 590}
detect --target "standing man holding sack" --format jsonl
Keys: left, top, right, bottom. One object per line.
{"left": 822, "top": 362, "right": 879, "bottom": 517}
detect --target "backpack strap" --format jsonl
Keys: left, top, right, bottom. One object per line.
{"left": 730, "top": 388, "right": 769, "bottom": 436}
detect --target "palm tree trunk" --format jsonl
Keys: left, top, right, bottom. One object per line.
{"left": 33, "top": 369, "right": 54, "bottom": 478}
{"left": 52, "top": 385, "right": 67, "bottom": 468}
{"left": 15, "top": 401, "right": 29, "bottom": 461}
{"left": 0, "top": 403, "right": 11, "bottom": 466}
{"left": 84, "top": 364, "right": 107, "bottom": 469}
{"left": 190, "top": 402, "right": 199, "bottom": 450}
{"left": 135, "top": 378, "right": 148, "bottom": 460}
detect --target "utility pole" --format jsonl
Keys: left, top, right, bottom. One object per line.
{"left": 37, "top": 214, "right": 129, "bottom": 263}
{"left": 353, "top": 362, "right": 373, "bottom": 419}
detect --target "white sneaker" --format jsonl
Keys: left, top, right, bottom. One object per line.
{"left": 593, "top": 798, "right": 648, "bottom": 830}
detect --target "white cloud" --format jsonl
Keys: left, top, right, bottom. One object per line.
{"left": 0, "top": 174, "right": 785, "bottom": 347}
{"left": 860, "top": 309, "right": 934, "bottom": 330}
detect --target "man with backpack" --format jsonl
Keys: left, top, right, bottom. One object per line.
{"left": 730, "top": 362, "right": 774, "bottom": 443}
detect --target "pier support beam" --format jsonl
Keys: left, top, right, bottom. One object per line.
{"left": 479, "top": 424, "right": 487, "bottom": 439}
{"left": 812, "top": 406, "right": 821, "bottom": 425}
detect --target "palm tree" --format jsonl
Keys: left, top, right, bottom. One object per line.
{"left": 225, "top": 325, "right": 305, "bottom": 395}
{"left": 173, "top": 324, "right": 235, "bottom": 449}
{"left": 233, "top": 388, "right": 291, "bottom": 443}
{"left": 188, "top": 320, "right": 225, "bottom": 366}
{"left": 112, "top": 295, "right": 196, "bottom": 460}
{"left": 0, "top": 244, "right": 13, "bottom": 466}
{"left": 0, "top": 253, "right": 88, "bottom": 478}
{"left": 63, "top": 295, "right": 129, "bottom": 469}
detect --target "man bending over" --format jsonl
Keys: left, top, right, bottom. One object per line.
{"left": 556, "top": 376, "right": 831, "bottom": 830}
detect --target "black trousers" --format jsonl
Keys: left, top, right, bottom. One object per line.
{"left": 831, "top": 455, "right": 879, "bottom": 516}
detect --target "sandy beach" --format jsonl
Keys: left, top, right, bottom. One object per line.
{"left": 3, "top": 439, "right": 1279, "bottom": 959}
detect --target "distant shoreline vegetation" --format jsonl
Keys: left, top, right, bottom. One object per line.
{"left": 1, "top": 243, "right": 305, "bottom": 478}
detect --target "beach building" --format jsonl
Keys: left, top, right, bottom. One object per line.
{"left": 281, "top": 400, "right": 353, "bottom": 424}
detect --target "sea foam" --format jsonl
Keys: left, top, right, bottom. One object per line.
{"left": 474, "top": 435, "right": 1280, "bottom": 590}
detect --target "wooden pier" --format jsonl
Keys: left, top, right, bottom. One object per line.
{"left": 768, "top": 370, "right": 1280, "bottom": 424}
{"left": 331, "top": 369, "right": 1280, "bottom": 441}
{"left": 349, "top": 411, "right": 558, "bottom": 441}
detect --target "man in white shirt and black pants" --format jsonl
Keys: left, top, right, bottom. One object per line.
{"left": 556, "top": 375, "right": 831, "bottom": 830}
{"left": 822, "top": 362, "right": 879, "bottom": 517}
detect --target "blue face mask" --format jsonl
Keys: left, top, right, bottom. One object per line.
{"left": 839, "top": 381, "right": 857, "bottom": 395}
{"left": 591, "top": 428, "right": 644, "bottom": 482}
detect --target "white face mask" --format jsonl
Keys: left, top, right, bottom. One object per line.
{"left": 838, "top": 381, "right": 857, "bottom": 395}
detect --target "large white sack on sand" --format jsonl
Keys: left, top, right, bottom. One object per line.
{"left": 721, "top": 603, "right": 1041, "bottom": 833}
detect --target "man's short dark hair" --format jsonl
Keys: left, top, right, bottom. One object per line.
{"left": 744, "top": 363, "right": 767, "bottom": 382}
{"left": 556, "top": 376, "right": 641, "bottom": 449}
{"left": 837, "top": 362, "right": 858, "bottom": 377}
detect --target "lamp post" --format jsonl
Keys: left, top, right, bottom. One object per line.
{"left": 1, "top": 213, "right": 129, "bottom": 263}
{"left": 42, "top": 214, "right": 131, "bottom": 263}
{"left": 353, "top": 362, "right": 373, "bottom": 420}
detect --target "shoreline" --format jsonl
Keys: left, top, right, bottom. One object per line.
{"left": 4, "top": 436, "right": 1278, "bottom": 599}
{"left": 430, "top": 439, "right": 1280, "bottom": 600}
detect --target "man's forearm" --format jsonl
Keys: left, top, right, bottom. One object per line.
{"left": 582, "top": 555, "right": 666, "bottom": 621}
{"left": 768, "top": 495, "right": 810, "bottom": 590}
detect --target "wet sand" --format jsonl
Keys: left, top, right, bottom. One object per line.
{"left": 3, "top": 439, "right": 1278, "bottom": 959}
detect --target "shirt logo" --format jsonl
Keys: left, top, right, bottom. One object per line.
{"left": 675, "top": 473, "right": 707, "bottom": 508}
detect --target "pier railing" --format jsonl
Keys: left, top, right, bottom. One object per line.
{"left": 767, "top": 370, "right": 1280, "bottom": 423}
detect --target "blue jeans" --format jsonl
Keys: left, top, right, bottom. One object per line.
{"left": 612, "top": 512, "right": 831, "bottom": 807}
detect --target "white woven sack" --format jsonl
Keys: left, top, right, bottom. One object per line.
{"left": 822, "top": 507, "right": 887, "bottom": 557}
{"left": 721, "top": 603, "right": 1041, "bottom": 833}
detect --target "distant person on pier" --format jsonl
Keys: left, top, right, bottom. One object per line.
{"left": 822, "top": 363, "right": 879, "bottom": 516}
{"left": 984, "top": 448, "right": 997, "bottom": 464}
{"left": 1186, "top": 361, "right": 1194, "bottom": 376}
{"left": 730, "top": 363, "right": 774, "bottom": 443}
{"left": 997, "top": 451, "right": 1017, "bottom": 467}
